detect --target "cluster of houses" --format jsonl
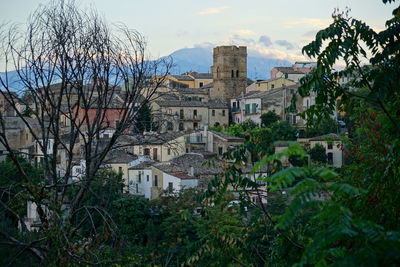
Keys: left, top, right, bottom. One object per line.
{"left": 0, "top": 45, "right": 345, "bottom": 206}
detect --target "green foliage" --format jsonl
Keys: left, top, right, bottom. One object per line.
{"left": 309, "top": 144, "right": 327, "bottom": 163}
{"left": 133, "top": 101, "right": 155, "bottom": 133}
{"left": 270, "top": 121, "right": 298, "bottom": 141}
{"left": 304, "top": 116, "right": 340, "bottom": 138}
{"left": 260, "top": 110, "right": 280, "bottom": 127}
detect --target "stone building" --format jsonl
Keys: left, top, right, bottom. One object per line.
{"left": 210, "top": 46, "right": 247, "bottom": 99}
{"left": 152, "top": 99, "right": 229, "bottom": 132}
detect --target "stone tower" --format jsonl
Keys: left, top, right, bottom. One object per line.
{"left": 210, "top": 46, "right": 247, "bottom": 99}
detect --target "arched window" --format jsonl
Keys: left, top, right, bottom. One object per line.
{"left": 217, "top": 67, "right": 220, "bottom": 78}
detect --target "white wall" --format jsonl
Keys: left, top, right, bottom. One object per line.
{"left": 128, "top": 168, "right": 152, "bottom": 199}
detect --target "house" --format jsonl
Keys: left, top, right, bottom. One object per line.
{"left": 207, "top": 130, "right": 245, "bottom": 156}
{"left": 270, "top": 67, "right": 306, "bottom": 82}
{"left": 127, "top": 156, "right": 155, "bottom": 199}
{"left": 231, "top": 84, "right": 308, "bottom": 127}
{"left": 246, "top": 77, "right": 296, "bottom": 93}
{"left": 152, "top": 99, "right": 229, "bottom": 132}
{"left": 308, "top": 133, "right": 343, "bottom": 167}
{"left": 103, "top": 149, "right": 137, "bottom": 191}
{"left": 117, "top": 132, "right": 186, "bottom": 162}
{"left": 149, "top": 152, "right": 223, "bottom": 199}
{"left": 70, "top": 95, "right": 127, "bottom": 130}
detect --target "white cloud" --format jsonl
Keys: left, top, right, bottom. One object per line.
{"left": 230, "top": 29, "right": 256, "bottom": 36}
{"left": 197, "top": 6, "right": 231, "bottom": 15}
{"left": 285, "top": 18, "right": 330, "bottom": 29}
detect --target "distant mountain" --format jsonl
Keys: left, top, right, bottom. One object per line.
{"left": 0, "top": 47, "right": 292, "bottom": 92}
{"left": 167, "top": 47, "right": 292, "bottom": 80}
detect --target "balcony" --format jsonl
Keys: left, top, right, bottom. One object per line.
{"left": 231, "top": 107, "right": 241, "bottom": 113}
{"left": 186, "top": 136, "right": 207, "bottom": 144}
{"left": 179, "top": 115, "right": 202, "bottom": 122}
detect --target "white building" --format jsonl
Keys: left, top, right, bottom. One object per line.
{"left": 128, "top": 156, "right": 155, "bottom": 199}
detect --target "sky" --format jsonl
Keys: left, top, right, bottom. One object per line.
{"left": 0, "top": 0, "right": 395, "bottom": 63}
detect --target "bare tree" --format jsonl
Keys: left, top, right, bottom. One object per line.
{"left": 0, "top": 0, "right": 170, "bottom": 264}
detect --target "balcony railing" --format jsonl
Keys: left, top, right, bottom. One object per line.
{"left": 231, "top": 107, "right": 240, "bottom": 113}
{"left": 179, "top": 115, "right": 202, "bottom": 121}
{"left": 186, "top": 136, "right": 207, "bottom": 144}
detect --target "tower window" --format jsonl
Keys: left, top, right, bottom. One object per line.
{"left": 236, "top": 70, "right": 239, "bottom": 78}
{"left": 231, "top": 70, "right": 234, "bottom": 78}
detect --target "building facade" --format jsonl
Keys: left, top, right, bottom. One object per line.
{"left": 210, "top": 46, "right": 247, "bottom": 99}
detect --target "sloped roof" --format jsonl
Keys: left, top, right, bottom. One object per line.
{"left": 176, "top": 88, "right": 209, "bottom": 95}
{"left": 104, "top": 149, "right": 137, "bottom": 164}
{"left": 309, "top": 133, "right": 341, "bottom": 141}
{"left": 172, "top": 75, "right": 194, "bottom": 81}
{"left": 274, "top": 67, "right": 305, "bottom": 74}
{"left": 209, "top": 130, "right": 245, "bottom": 142}
{"left": 186, "top": 72, "right": 213, "bottom": 79}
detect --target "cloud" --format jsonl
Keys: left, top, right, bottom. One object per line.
{"left": 197, "top": 6, "right": 230, "bottom": 15}
{"left": 259, "top": 35, "right": 272, "bottom": 47}
{"left": 275, "top": 40, "right": 296, "bottom": 50}
{"left": 230, "top": 29, "right": 256, "bottom": 36}
{"left": 285, "top": 18, "right": 330, "bottom": 29}
{"left": 303, "top": 30, "right": 318, "bottom": 37}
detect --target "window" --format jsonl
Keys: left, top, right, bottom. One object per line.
{"left": 136, "top": 184, "right": 139, "bottom": 193}
{"left": 153, "top": 148, "right": 158, "bottom": 161}
{"left": 168, "top": 182, "right": 173, "bottom": 193}
{"left": 167, "top": 148, "right": 171, "bottom": 155}
{"left": 245, "top": 104, "right": 250, "bottom": 114}
{"left": 222, "top": 110, "right": 226, "bottom": 116}
{"left": 199, "top": 82, "right": 204, "bottom": 87}
{"left": 138, "top": 173, "right": 141, "bottom": 183}
{"left": 231, "top": 70, "right": 234, "bottom": 78}
{"left": 236, "top": 70, "right": 239, "bottom": 78}
{"left": 193, "top": 122, "right": 198, "bottom": 129}
{"left": 218, "top": 147, "right": 223, "bottom": 155}
{"left": 116, "top": 120, "right": 121, "bottom": 129}
{"left": 327, "top": 152, "right": 333, "bottom": 165}
{"left": 154, "top": 175, "right": 158, "bottom": 186}
{"left": 285, "top": 73, "right": 288, "bottom": 79}
{"left": 179, "top": 109, "right": 184, "bottom": 119}
{"left": 252, "top": 103, "right": 257, "bottom": 114}
{"left": 292, "top": 115, "right": 297, "bottom": 124}
{"left": 271, "top": 84, "right": 275, "bottom": 89}
{"left": 144, "top": 148, "right": 150, "bottom": 156}
{"left": 147, "top": 175, "right": 149, "bottom": 182}
{"left": 167, "top": 122, "right": 173, "bottom": 131}
{"left": 306, "top": 99, "right": 310, "bottom": 108}
{"left": 193, "top": 110, "right": 197, "bottom": 117}
{"left": 327, "top": 143, "right": 333, "bottom": 150}
{"left": 179, "top": 123, "right": 184, "bottom": 131}
{"left": 118, "top": 167, "right": 123, "bottom": 174}
{"left": 212, "top": 110, "right": 215, "bottom": 116}
{"left": 103, "top": 133, "right": 109, "bottom": 138}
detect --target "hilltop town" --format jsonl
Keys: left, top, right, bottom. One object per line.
{"left": 1, "top": 0, "right": 399, "bottom": 265}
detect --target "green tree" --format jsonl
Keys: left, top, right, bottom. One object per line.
{"left": 134, "top": 101, "right": 154, "bottom": 133}
{"left": 308, "top": 144, "right": 327, "bottom": 163}
{"left": 260, "top": 110, "right": 280, "bottom": 127}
